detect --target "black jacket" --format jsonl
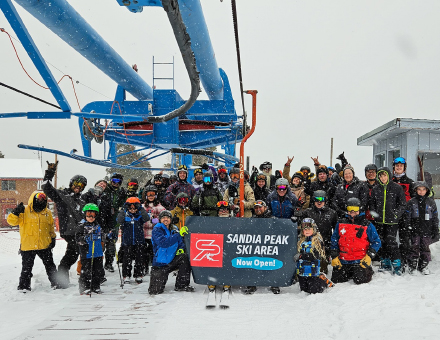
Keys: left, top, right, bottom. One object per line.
{"left": 369, "top": 167, "right": 406, "bottom": 225}
{"left": 332, "top": 177, "right": 368, "bottom": 217}
{"left": 252, "top": 209, "right": 273, "bottom": 218}
{"left": 253, "top": 185, "right": 271, "bottom": 202}
{"left": 304, "top": 179, "right": 335, "bottom": 202}
{"left": 81, "top": 189, "right": 113, "bottom": 233}
{"left": 392, "top": 174, "right": 414, "bottom": 202}
{"left": 301, "top": 205, "right": 338, "bottom": 253}
{"left": 405, "top": 194, "right": 439, "bottom": 239}
{"left": 42, "top": 179, "right": 86, "bottom": 237}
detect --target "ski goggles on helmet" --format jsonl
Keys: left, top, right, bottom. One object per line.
{"left": 35, "top": 192, "right": 47, "bottom": 201}
{"left": 177, "top": 165, "right": 188, "bottom": 172}
{"left": 393, "top": 157, "right": 406, "bottom": 165}
{"left": 276, "top": 185, "right": 287, "bottom": 191}
{"left": 254, "top": 200, "right": 266, "bottom": 207}
{"left": 128, "top": 203, "right": 140, "bottom": 211}
{"left": 111, "top": 178, "right": 122, "bottom": 184}
{"left": 146, "top": 192, "right": 157, "bottom": 197}
{"left": 203, "top": 177, "right": 212, "bottom": 184}
{"left": 216, "top": 201, "right": 230, "bottom": 209}
{"left": 218, "top": 168, "right": 227, "bottom": 174}
{"left": 313, "top": 196, "right": 325, "bottom": 202}
{"left": 230, "top": 173, "right": 240, "bottom": 180}
{"left": 262, "top": 165, "right": 272, "bottom": 170}
{"left": 178, "top": 197, "right": 189, "bottom": 205}
{"left": 72, "top": 181, "right": 86, "bottom": 189}
{"left": 347, "top": 206, "right": 360, "bottom": 212}
{"left": 256, "top": 174, "right": 266, "bottom": 181}
{"left": 85, "top": 211, "right": 97, "bottom": 218}
{"left": 301, "top": 218, "right": 315, "bottom": 229}
{"left": 194, "top": 168, "right": 203, "bottom": 175}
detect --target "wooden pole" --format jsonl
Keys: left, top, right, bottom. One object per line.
{"left": 54, "top": 154, "right": 58, "bottom": 189}
{"left": 330, "top": 138, "right": 334, "bottom": 167}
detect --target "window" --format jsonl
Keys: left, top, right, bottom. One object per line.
{"left": 417, "top": 152, "right": 440, "bottom": 199}
{"left": 388, "top": 149, "right": 400, "bottom": 169}
{"left": 375, "top": 153, "right": 385, "bottom": 168}
{"left": 1, "top": 180, "right": 16, "bottom": 191}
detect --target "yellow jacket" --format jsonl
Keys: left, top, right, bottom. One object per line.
{"left": 7, "top": 191, "right": 56, "bottom": 251}
{"left": 170, "top": 205, "right": 193, "bottom": 230}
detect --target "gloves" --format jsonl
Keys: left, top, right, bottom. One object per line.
{"left": 360, "top": 255, "right": 372, "bottom": 268}
{"left": 107, "top": 231, "right": 118, "bottom": 241}
{"left": 331, "top": 257, "right": 342, "bottom": 269}
{"left": 180, "top": 226, "right": 189, "bottom": 237}
{"left": 12, "top": 202, "right": 25, "bottom": 216}
{"left": 201, "top": 163, "right": 209, "bottom": 170}
{"left": 49, "top": 237, "right": 56, "bottom": 249}
{"left": 366, "top": 247, "right": 377, "bottom": 259}
{"left": 293, "top": 253, "right": 301, "bottom": 262}
{"left": 172, "top": 186, "right": 179, "bottom": 195}
{"left": 44, "top": 161, "right": 58, "bottom": 181}
{"left": 172, "top": 215, "right": 179, "bottom": 225}
{"left": 151, "top": 218, "right": 159, "bottom": 224}
{"left": 307, "top": 173, "right": 315, "bottom": 180}
{"left": 176, "top": 248, "right": 185, "bottom": 255}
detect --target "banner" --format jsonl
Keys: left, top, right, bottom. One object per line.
{"left": 184, "top": 216, "right": 297, "bottom": 287}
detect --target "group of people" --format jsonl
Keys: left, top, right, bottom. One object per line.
{"left": 8, "top": 152, "right": 438, "bottom": 296}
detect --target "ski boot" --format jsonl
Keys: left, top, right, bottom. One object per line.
{"left": 104, "top": 262, "right": 115, "bottom": 273}
{"left": 407, "top": 259, "right": 418, "bottom": 275}
{"left": 92, "top": 288, "right": 102, "bottom": 294}
{"left": 244, "top": 286, "right": 257, "bottom": 295}
{"left": 17, "top": 286, "right": 31, "bottom": 293}
{"left": 391, "top": 259, "right": 402, "bottom": 276}
{"left": 174, "top": 285, "right": 195, "bottom": 292}
{"left": 80, "top": 289, "right": 91, "bottom": 295}
{"left": 123, "top": 277, "right": 131, "bottom": 284}
{"left": 378, "top": 258, "right": 392, "bottom": 272}
{"left": 135, "top": 277, "right": 143, "bottom": 284}
{"left": 208, "top": 285, "right": 216, "bottom": 292}
{"left": 270, "top": 287, "right": 281, "bottom": 294}
{"left": 419, "top": 261, "right": 430, "bottom": 275}
{"left": 100, "top": 277, "right": 107, "bottom": 285}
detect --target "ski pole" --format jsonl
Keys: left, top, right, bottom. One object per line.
{"left": 116, "top": 250, "right": 124, "bottom": 289}
{"left": 90, "top": 237, "right": 95, "bottom": 298}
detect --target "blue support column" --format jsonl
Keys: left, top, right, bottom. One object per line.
{"left": 0, "top": 0, "right": 71, "bottom": 112}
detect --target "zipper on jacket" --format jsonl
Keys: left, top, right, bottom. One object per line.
{"left": 383, "top": 187, "right": 387, "bottom": 224}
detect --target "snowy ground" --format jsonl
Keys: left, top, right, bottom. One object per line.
{"left": 1, "top": 230, "right": 439, "bottom": 340}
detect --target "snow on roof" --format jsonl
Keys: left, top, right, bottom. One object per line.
{"left": 0, "top": 159, "right": 43, "bottom": 179}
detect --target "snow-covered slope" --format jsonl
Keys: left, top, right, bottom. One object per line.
{"left": 1, "top": 230, "right": 439, "bottom": 340}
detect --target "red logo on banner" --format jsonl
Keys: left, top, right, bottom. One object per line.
{"left": 190, "top": 233, "right": 224, "bottom": 267}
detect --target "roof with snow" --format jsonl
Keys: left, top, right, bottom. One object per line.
{"left": 357, "top": 118, "right": 440, "bottom": 146}
{"left": 0, "top": 159, "right": 43, "bottom": 179}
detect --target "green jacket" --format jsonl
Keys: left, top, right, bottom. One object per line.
{"left": 192, "top": 186, "right": 223, "bottom": 216}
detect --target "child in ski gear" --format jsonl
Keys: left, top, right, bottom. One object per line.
{"left": 330, "top": 197, "right": 381, "bottom": 285}
{"left": 192, "top": 171, "right": 223, "bottom": 216}
{"left": 76, "top": 203, "right": 105, "bottom": 294}
{"left": 405, "top": 181, "right": 439, "bottom": 275}
{"left": 266, "top": 178, "right": 298, "bottom": 219}
{"left": 369, "top": 167, "right": 406, "bottom": 275}
{"left": 148, "top": 210, "right": 193, "bottom": 295}
{"left": 142, "top": 185, "right": 165, "bottom": 275}
{"left": 295, "top": 218, "right": 328, "bottom": 294}
{"left": 117, "top": 197, "right": 149, "bottom": 284}
{"left": 171, "top": 192, "right": 194, "bottom": 229}
{"left": 223, "top": 167, "right": 255, "bottom": 217}
{"left": 7, "top": 192, "right": 58, "bottom": 292}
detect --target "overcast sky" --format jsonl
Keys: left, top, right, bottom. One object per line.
{"left": 1, "top": 0, "right": 440, "bottom": 187}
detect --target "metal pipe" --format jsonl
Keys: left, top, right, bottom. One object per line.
{"left": 239, "top": 90, "right": 257, "bottom": 217}
{"left": 179, "top": 0, "right": 223, "bottom": 100}
{"left": 13, "top": 0, "right": 154, "bottom": 101}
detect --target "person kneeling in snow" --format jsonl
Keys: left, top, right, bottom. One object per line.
{"left": 7, "top": 192, "right": 58, "bottom": 292}
{"left": 330, "top": 198, "right": 381, "bottom": 284}
{"left": 148, "top": 210, "right": 193, "bottom": 295}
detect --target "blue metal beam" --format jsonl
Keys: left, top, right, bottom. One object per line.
{"left": 0, "top": 0, "right": 71, "bottom": 112}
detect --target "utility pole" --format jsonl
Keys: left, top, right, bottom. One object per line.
{"left": 54, "top": 154, "right": 58, "bottom": 189}
{"left": 330, "top": 138, "right": 334, "bottom": 167}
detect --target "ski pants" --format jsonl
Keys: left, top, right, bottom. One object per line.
{"left": 19, "top": 248, "right": 57, "bottom": 290}
{"left": 148, "top": 254, "right": 191, "bottom": 295}
{"left": 121, "top": 244, "right": 144, "bottom": 278}
{"left": 398, "top": 219, "right": 411, "bottom": 264}
{"left": 105, "top": 238, "right": 116, "bottom": 265}
{"left": 375, "top": 223, "right": 401, "bottom": 261}
{"left": 298, "top": 276, "right": 327, "bottom": 294}
{"left": 142, "top": 239, "right": 154, "bottom": 269}
{"left": 58, "top": 235, "right": 79, "bottom": 286}
{"left": 408, "top": 235, "right": 432, "bottom": 264}
{"left": 331, "top": 263, "right": 373, "bottom": 285}
{"left": 79, "top": 256, "right": 104, "bottom": 293}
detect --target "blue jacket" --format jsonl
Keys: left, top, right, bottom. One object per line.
{"left": 117, "top": 207, "right": 149, "bottom": 246}
{"left": 151, "top": 223, "right": 185, "bottom": 267}
{"left": 330, "top": 213, "right": 381, "bottom": 264}
{"left": 76, "top": 219, "right": 104, "bottom": 259}
{"left": 266, "top": 190, "right": 297, "bottom": 219}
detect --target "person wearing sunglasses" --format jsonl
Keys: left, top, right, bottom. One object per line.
{"left": 252, "top": 173, "right": 271, "bottom": 202}
{"left": 142, "top": 185, "right": 166, "bottom": 275}
{"left": 300, "top": 190, "right": 338, "bottom": 273}
{"left": 8, "top": 191, "right": 58, "bottom": 292}
{"left": 215, "top": 165, "right": 230, "bottom": 196}
{"left": 223, "top": 167, "right": 256, "bottom": 217}
{"left": 259, "top": 161, "right": 277, "bottom": 190}
{"left": 266, "top": 178, "right": 298, "bottom": 220}
{"left": 117, "top": 197, "right": 150, "bottom": 284}
{"left": 192, "top": 172, "right": 223, "bottom": 216}
{"left": 164, "top": 165, "right": 196, "bottom": 210}
{"left": 330, "top": 197, "right": 381, "bottom": 285}
{"left": 42, "top": 161, "right": 87, "bottom": 288}
{"left": 369, "top": 167, "right": 406, "bottom": 275}
{"left": 332, "top": 164, "right": 368, "bottom": 218}
{"left": 104, "top": 173, "right": 127, "bottom": 273}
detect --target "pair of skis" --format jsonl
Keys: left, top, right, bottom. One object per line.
{"left": 206, "top": 286, "right": 230, "bottom": 309}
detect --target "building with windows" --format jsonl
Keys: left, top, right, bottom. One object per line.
{"left": 358, "top": 118, "right": 440, "bottom": 204}
{"left": 0, "top": 159, "right": 43, "bottom": 227}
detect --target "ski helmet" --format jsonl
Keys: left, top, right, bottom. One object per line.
{"left": 159, "top": 210, "right": 172, "bottom": 220}
{"left": 203, "top": 171, "right": 214, "bottom": 185}
{"left": 393, "top": 157, "right": 407, "bottom": 170}
{"left": 83, "top": 203, "right": 99, "bottom": 215}
{"left": 69, "top": 175, "right": 87, "bottom": 189}
{"left": 216, "top": 200, "right": 231, "bottom": 210}
{"left": 144, "top": 184, "right": 158, "bottom": 193}
{"left": 364, "top": 164, "right": 377, "bottom": 174}
{"left": 256, "top": 173, "right": 267, "bottom": 182}
{"left": 275, "top": 178, "right": 289, "bottom": 187}
{"left": 194, "top": 168, "right": 203, "bottom": 176}
{"left": 292, "top": 171, "right": 304, "bottom": 182}
{"left": 259, "top": 161, "right": 272, "bottom": 171}
{"left": 300, "top": 166, "right": 311, "bottom": 173}
{"left": 346, "top": 197, "right": 361, "bottom": 209}
{"left": 312, "top": 190, "right": 327, "bottom": 202}
{"left": 316, "top": 165, "right": 329, "bottom": 175}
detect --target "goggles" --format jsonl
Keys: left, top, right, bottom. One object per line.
{"left": 146, "top": 192, "right": 157, "bottom": 197}
{"left": 347, "top": 206, "right": 360, "bottom": 212}
{"left": 262, "top": 165, "right": 272, "bottom": 170}
{"left": 85, "top": 211, "right": 97, "bottom": 218}
{"left": 314, "top": 196, "right": 325, "bottom": 202}
{"left": 194, "top": 169, "right": 203, "bottom": 175}
{"left": 128, "top": 182, "right": 138, "bottom": 187}
{"left": 111, "top": 178, "right": 122, "bottom": 184}
{"left": 35, "top": 192, "right": 47, "bottom": 201}
{"left": 276, "top": 185, "right": 287, "bottom": 191}
{"left": 218, "top": 168, "right": 227, "bottom": 174}
{"left": 302, "top": 218, "right": 315, "bottom": 224}
{"left": 230, "top": 173, "right": 240, "bottom": 180}
{"left": 72, "top": 181, "right": 86, "bottom": 189}
{"left": 178, "top": 165, "right": 188, "bottom": 172}
{"left": 128, "top": 204, "right": 140, "bottom": 211}
{"left": 256, "top": 174, "right": 266, "bottom": 181}
{"left": 217, "top": 201, "right": 230, "bottom": 209}
{"left": 178, "top": 197, "right": 189, "bottom": 204}
{"left": 393, "top": 157, "right": 406, "bottom": 165}
{"left": 203, "top": 177, "right": 212, "bottom": 184}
